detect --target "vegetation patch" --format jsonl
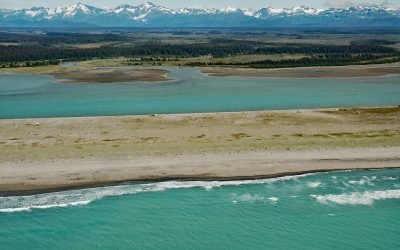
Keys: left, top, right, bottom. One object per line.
{"left": 232, "top": 133, "right": 251, "bottom": 139}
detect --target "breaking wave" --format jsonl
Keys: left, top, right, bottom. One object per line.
{"left": 347, "top": 176, "right": 377, "bottom": 186}
{"left": 311, "top": 189, "right": 400, "bottom": 205}
{"left": 0, "top": 201, "right": 91, "bottom": 213}
{"left": 0, "top": 173, "right": 314, "bottom": 213}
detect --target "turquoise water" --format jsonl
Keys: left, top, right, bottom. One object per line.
{"left": 1, "top": 69, "right": 400, "bottom": 248}
{"left": 1, "top": 67, "right": 400, "bottom": 118}
{"left": 0, "top": 169, "right": 399, "bottom": 249}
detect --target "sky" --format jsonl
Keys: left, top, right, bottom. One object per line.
{"left": 0, "top": 0, "right": 398, "bottom": 10}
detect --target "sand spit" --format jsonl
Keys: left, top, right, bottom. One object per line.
{"left": 1, "top": 107, "right": 400, "bottom": 194}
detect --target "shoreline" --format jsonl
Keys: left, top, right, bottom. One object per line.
{"left": 1, "top": 147, "right": 400, "bottom": 196}
{"left": 1, "top": 165, "right": 399, "bottom": 197}
{"left": 2, "top": 105, "right": 397, "bottom": 120}
{"left": 1, "top": 106, "right": 399, "bottom": 196}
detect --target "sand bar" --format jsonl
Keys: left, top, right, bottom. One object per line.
{"left": 50, "top": 67, "right": 170, "bottom": 83}
{"left": 202, "top": 63, "right": 400, "bottom": 78}
{"left": 1, "top": 107, "right": 400, "bottom": 195}
{"left": 2, "top": 63, "right": 400, "bottom": 81}
{"left": 0, "top": 65, "right": 171, "bottom": 83}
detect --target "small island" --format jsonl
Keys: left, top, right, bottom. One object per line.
{"left": 50, "top": 67, "right": 170, "bottom": 83}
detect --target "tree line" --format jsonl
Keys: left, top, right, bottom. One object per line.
{"left": 186, "top": 54, "right": 400, "bottom": 68}
{"left": 0, "top": 43, "right": 396, "bottom": 63}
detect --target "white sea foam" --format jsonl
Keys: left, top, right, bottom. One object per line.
{"left": 307, "top": 182, "right": 321, "bottom": 188}
{"left": 267, "top": 197, "right": 279, "bottom": 204}
{"left": 0, "top": 173, "right": 314, "bottom": 213}
{"left": 348, "top": 176, "right": 376, "bottom": 186}
{"left": 348, "top": 180, "right": 368, "bottom": 185}
{"left": 382, "top": 176, "right": 399, "bottom": 181}
{"left": 232, "top": 193, "right": 265, "bottom": 203}
{"left": 0, "top": 201, "right": 91, "bottom": 213}
{"left": 0, "top": 207, "right": 31, "bottom": 213}
{"left": 311, "top": 189, "right": 400, "bottom": 206}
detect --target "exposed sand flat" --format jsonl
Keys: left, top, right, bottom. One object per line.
{"left": 1, "top": 107, "right": 400, "bottom": 195}
{"left": 2, "top": 63, "right": 399, "bottom": 81}
{"left": 0, "top": 65, "right": 171, "bottom": 83}
{"left": 50, "top": 67, "right": 170, "bottom": 83}
{"left": 202, "top": 63, "right": 400, "bottom": 78}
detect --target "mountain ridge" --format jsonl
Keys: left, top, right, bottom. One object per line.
{"left": 1, "top": 2, "right": 399, "bottom": 27}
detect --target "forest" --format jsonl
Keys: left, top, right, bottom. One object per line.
{"left": 0, "top": 28, "right": 399, "bottom": 68}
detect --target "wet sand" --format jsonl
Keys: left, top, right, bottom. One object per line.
{"left": 202, "top": 63, "right": 400, "bottom": 78}
{"left": 1, "top": 107, "right": 400, "bottom": 195}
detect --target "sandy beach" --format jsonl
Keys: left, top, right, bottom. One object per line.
{"left": 202, "top": 63, "right": 400, "bottom": 78}
{"left": 1, "top": 107, "right": 400, "bottom": 195}
{"left": 1, "top": 148, "right": 400, "bottom": 196}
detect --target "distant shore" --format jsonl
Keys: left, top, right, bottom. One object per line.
{"left": 202, "top": 63, "right": 400, "bottom": 78}
{"left": 1, "top": 63, "right": 399, "bottom": 83}
{"left": 1, "top": 107, "right": 399, "bottom": 195}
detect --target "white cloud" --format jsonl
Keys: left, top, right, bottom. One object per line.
{"left": 324, "top": 0, "right": 394, "bottom": 8}
{"left": 325, "top": 0, "right": 354, "bottom": 8}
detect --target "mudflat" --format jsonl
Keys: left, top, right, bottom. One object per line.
{"left": 1, "top": 107, "right": 400, "bottom": 194}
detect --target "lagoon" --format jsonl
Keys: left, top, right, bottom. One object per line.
{"left": 1, "top": 67, "right": 400, "bottom": 118}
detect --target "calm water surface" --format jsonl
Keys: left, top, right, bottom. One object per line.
{"left": 1, "top": 67, "right": 399, "bottom": 118}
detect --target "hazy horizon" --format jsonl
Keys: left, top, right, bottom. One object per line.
{"left": 1, "top": 0, "right": 398, "bottom": 10}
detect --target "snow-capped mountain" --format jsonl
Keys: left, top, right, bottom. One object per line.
{"left": 50, "top": 3, "right": 103, "bottom": 18}
{"left": 0, "top": 2, "right": 399, "bottom": 27}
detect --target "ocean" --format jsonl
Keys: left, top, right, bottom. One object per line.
{"left": 0, "top": 168, "right": 399, "bottom": 249}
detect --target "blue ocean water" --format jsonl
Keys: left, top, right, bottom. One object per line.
{"left": 0, "top": 169, "right": 399, "bottom": 249}
{"left": 1, "top": 67, "right": 400, "bottom": 118}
